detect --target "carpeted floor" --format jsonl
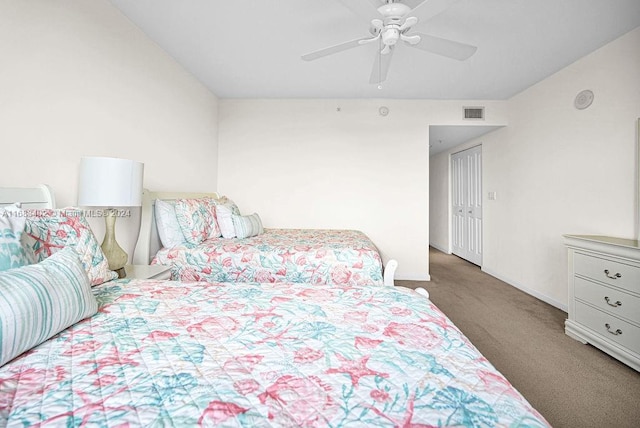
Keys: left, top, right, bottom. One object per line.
{"left": 396, "top": 247, "right": 640, "bottom": 428}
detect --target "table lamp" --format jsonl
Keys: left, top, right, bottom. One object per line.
{"left": 77, "top": 156, "right": 144, "bottom": 278}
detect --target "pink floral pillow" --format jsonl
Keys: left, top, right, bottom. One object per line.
{"left": 22, "top": 208, "right": 117, "bottom": 286}
{"left": 174, "top": 198, "right": 221, "bottom": 246}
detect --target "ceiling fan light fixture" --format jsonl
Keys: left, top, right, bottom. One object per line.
{"left": 401, "top": 34, "right": 421, "bottom": 45}
{"left": 377, "top": 2, "right": 411, "bottom": 17}
{"left": 400, "top": 16, "right": 419, "bottom": 31}
{"left": 382, "top": 27, "right": 400, "bottom": 45}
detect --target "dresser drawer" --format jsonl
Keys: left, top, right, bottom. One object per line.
{"left": 574, "top": 252, "right": 640, "bottom": 294}
{"left": 574, "top": 277, "right": 640, "bottom": 324}
{"left": 575, "top": 301, "right": 640, "bottom": 355}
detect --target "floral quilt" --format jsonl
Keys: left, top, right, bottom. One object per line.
{"left": 153, "top": 228, "right": 385, "bottom": 285}
{"left": 0, "top": 279, "right": 549, "bottom": 427}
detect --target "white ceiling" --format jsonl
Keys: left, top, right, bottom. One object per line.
{"left": 109, "top": 0, "right": 640, "bottom": 100}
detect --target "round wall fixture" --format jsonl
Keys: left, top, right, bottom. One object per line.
{"left": 379, "top": 106, "right": 389, "bottom": 116}
{"left": 574, "top": 90, "right": 594, "bottom": 110}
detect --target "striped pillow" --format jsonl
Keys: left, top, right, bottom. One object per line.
{"left": 232, "top": 213, "right": 264, "bottom": 239}
{"left": 0, "top": 204, "right": 30, "bottom": 271}
{"left": 0, "top": 247, "right": 98, "bottom": 367}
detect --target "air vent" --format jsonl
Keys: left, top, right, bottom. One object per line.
{"left": 463, "top": 106, "right": 485, "bottom": 120}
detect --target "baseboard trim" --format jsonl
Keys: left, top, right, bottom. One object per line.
{"left": 481, "top": 267, "right": 567, "bottom": 312}
{"left": 429, "top": 242, "right": 450, "bottom": 254}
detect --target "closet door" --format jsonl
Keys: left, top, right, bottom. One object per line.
{"left": 451, "top": 152, "right": 466, "bottom": 257}
{"left": 451, "top": 146, "right": 482, "bottom": 265}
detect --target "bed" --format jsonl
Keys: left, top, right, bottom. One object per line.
{"left": 0, "top": 184, "right": 55, "bottom": 210}
{"left": 0, "top": 185, "right": 549, "bottom": 427}
{"left": 133, "top": 189, "right": 398, "bottom": 286}
{"left": 1, "top": 278, "right": 549, "bottom": 427}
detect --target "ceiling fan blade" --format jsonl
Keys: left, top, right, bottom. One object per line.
{"left": 408, "top": 32, "right": 477, "bottom": 60}
{"left": 335, "top": 0, "right": 380, "bottom": 24}
{"left": 406, "top": 0, "right": 459, "bottom": 21}
{"left": 369, "top": 45, "right": 395, "bottom": 84}
{"left": 302, "top": 37, "right": 374, "bottom": 61}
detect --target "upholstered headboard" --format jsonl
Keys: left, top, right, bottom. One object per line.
{"left": 133, "top": 189, "right": 219, "bottom": 265}
{"left": 0, "top": 184, "right": 55, "bottom": 209}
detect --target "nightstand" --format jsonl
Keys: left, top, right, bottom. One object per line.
{"left": 124, "top": 264, "right": 171, "bottom": 280}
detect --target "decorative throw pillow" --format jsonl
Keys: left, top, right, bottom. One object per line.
{"left": 174, "top": 198, "right": 221, "bottom": 245}
{"left": 22, "top": 208, "right": 117, "bottom": 286}
{"left": 154, "top": 199, "right": 186, "bottom": 248}
{"left": 204, "top": 198, "right": 222, "bottom": 240}
{"left": 232, "top": 213, "right": 264, "bottom": 239}
{"left": 214, "top": 197, "right": 241, "bottom": 239}
{"left": 0, "top": 247, "right": 98, "bottom": 367}
{"left": 0, "top": 204, "right": 30, "bottom": 271}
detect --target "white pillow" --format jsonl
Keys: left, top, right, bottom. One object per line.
{"left": 232, "top": 213, "right": 264, "bottom": 239}
{"left": 0, "top": 247, "right": 98, "bottom": 367}
{"left": 154, "top": 199, "right": 186, "bottom": 248}
{"left": 216, "top": 205, "right": 235, "bottom": 238}
{"left": 213, "top": 196, "right": 241, "bottom": 239}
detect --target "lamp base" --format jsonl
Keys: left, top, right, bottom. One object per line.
{"left": 102, "top": 209, "right": 128, "bottom": 276}
{"left": 114, "top": 267, "right": 127, "bottom": 279}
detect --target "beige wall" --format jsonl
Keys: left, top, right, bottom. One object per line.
{"left": 6, "top": 0, "right": 634, "bottom": 297}
{"left": 217, "top": 99, "right": 508, "bottom": 280}
{"left": 429, "top": 142, "right": 454, "bottom": 254}
{"left": 0, "top": 0, "right": 219, "bottom": 256}
{"left": 430, "top": 27, "right": 640, "bottom": 309}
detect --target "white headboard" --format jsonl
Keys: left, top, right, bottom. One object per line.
{"left": 133, "top": 189, "right": 219, "bottom": 265}
{"left": 0, "top": 184, "right": 55, "bottom": 209}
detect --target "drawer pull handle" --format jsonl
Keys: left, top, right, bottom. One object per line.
{"left": 604, "top": 297, "right": 622, "bottom": 307}
{"left": 603, "top": 269, "right": 622, "bottom": 279}
{"left": 605, "top": 323, "right": 622, "bottom": 336}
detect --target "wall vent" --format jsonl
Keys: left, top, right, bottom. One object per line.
{"left": 463, "top": 106, "right": 485, "bottom": 120}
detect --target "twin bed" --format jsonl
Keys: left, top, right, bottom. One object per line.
{"left": 133, "top": 189, "right": 399, "bottom": 287}
{"left": 0, "top": 185, "right": 550, "bottom": 427}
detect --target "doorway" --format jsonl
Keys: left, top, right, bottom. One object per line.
{"left": 451, "top": 145, "right": 482, "bottom": 265}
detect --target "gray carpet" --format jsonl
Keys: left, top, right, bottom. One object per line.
{"left": 396, "top": 247, "right": 640, "bottom": 428}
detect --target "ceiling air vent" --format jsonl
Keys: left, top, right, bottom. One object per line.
{"left": 463, "top": 106, "right": 485, "bottom": 120}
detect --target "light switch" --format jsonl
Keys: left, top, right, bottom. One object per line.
{"left": 488, "top": 191, "right": 497, "bottom": 200}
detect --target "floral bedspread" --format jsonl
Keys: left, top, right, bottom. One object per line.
{"left": 0, "top": 279, "right": 549, "bottom": 427}
{"left": 153, "top": 228, "right": 385, "bottom": 285}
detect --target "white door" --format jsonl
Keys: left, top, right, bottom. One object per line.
{"left": 451, "top": 145, "right": 482, "bottom": 265}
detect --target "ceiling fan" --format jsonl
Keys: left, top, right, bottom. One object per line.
{"left": 301, "top": 0, "right": 477, "bottom": 84}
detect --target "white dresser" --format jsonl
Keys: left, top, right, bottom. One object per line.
{"left": 565, "top": 235, "right": 640, "bottom": 371}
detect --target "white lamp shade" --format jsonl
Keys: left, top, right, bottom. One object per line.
{"left": 77, "top": 157, "right": 144, "bottom": 207}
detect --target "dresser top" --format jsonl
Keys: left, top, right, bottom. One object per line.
{"left": 564, "top": 235, "right": 640, "bottom": 261}
{"left": 564, "top": 235, "right": 639, "bottom": 249}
